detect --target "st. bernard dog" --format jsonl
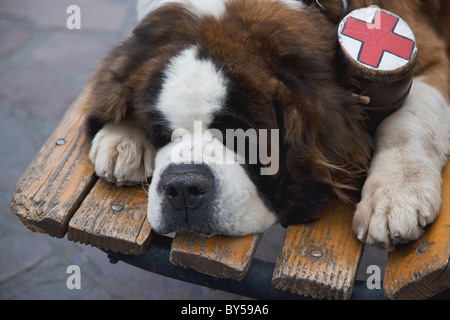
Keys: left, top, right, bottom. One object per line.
{"left": 85, "top": 0, "right": 450, "bottom": 250}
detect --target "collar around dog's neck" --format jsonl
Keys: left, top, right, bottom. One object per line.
{"left": 300, "top": 0, "right": 350, "bottom": 20}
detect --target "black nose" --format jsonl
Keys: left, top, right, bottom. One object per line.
{"left": 160, "top": 164, "right": 214, "bottom": 210}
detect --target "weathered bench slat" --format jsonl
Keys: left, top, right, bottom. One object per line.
{"left": 272, "top": 199, "right": 364, "bottom": 300}
{"left": 68, "top": 179, "right": 153, "bottom": 255}
{"left": 10, "top": 91, "right": 96, "bottom": 238}
{"left": 170, "top": 233, "right": 261, "bottom": 280}
{"left": 384, "top": 160, "right": 450, "bottom": 300}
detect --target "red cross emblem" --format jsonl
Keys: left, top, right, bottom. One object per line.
{"left": 341, "top": 10, "right": 416, "bottom": 68}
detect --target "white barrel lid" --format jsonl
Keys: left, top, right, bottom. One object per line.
{"left": 338, "top": 7, "right": 417, "bottom": 71}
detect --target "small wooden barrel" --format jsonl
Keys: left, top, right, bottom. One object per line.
{"left": 338, "top": 7, "right": 418, "bottom": 124}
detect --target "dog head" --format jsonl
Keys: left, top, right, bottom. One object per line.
{"left": 86, "top": 0, "right": 373, "bottom": 236}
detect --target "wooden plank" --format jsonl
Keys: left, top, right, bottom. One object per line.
{"left": 68, "top": 179, "right": 153, "bottom": 255}
{"left": 10, "top": 91, "right": 97, "bottom": 238}
{"left": 170, "top": 233, "right": 262, "bottom": 280}
{"left": 384, "top": 160, "right": 450, "bottom": 300}
{"left": 272, "top": 198, "right": 364, "bottom": 300}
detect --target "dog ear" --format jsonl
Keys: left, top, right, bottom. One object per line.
{"left": 84, "top": 5, "right": 198, "bottom": 139}
{"left": 274, "top": 76, "right": 373, "bottom": 227}
{"left": 83, "top": 43, "right": 138, "bottom": 139}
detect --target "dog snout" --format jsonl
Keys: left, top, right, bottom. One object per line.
{"left": 161, "top": 164, "right": 214, "bottom": 210}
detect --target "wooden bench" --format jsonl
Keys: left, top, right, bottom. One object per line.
{"left": 11, "top": 90, "right": 450, "bottom": 300}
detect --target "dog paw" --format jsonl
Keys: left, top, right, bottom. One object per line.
{"left": 88, "top": 121, "right": 155, "bottom": 186}
{"left": 353, "top": 168, "right": 442, "bottom": 251}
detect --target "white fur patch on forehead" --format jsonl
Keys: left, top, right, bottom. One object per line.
{"left": 137, "top": 0, "right": 228, "bottom": 21}
{"left": 186, "top": 0, "right": 227, "bottom": 17}
{"left": 277, "top": 0, "right": 306, "bottom": 10}
{"left": 156, "top": 46, "right": 228, "bottom": 131}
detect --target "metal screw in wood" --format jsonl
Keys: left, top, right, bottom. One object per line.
{"left": 111, "top": 204, "right": 124, "bottom": 212}
{"left": 56, "top": 139, "right": 66, "bottom": 146}
{"left": 310, "top": 249, "right": 324, "bottom": 258}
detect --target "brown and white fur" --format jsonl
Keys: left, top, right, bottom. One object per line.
{"left": 85, "top": 0, "right": 450, "bottom": 250}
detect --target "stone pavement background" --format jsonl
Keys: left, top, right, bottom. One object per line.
{"left": 0, "top": 0, "right": 387, "bottom": 300}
